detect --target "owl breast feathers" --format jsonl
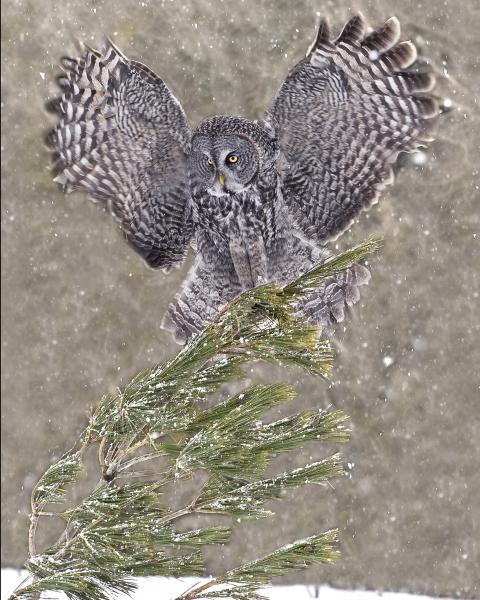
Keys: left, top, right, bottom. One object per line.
{"left": 45, "top": 14, "right": 438, "bottom": 343}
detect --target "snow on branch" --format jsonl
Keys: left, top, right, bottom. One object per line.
{"left": 10, "top": 239, "right": 380, "bottom": 600}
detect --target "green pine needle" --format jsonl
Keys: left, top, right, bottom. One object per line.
{"left": 225, "top": 530, "right": 340, "bottom": 584}
{"left": 32, "top": 450, "right": 83, "bottom": 507}
{"left": 196, "top": 454, "right": 344, "bottom": 519}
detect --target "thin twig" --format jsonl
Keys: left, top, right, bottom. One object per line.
{"left": 117, "top": 452, "right": 161, "bottom": 472}
{"left": 115, "top": 470, "right": 169, "bottom": 479}
{"left": 175, "top": 576, "right": 223, "bottom": 600}
{"left": 28, "top": 511, "right": 38, "bottom": 558}
{"left": 37, "top": 511, "right": 68, "bottom": 519}
{"left": 98, "top": 435, "right": 107, "bottom": 471}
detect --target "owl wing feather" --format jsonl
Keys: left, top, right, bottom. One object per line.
{"left": 45, "top": 39, "right": 193, "bottom": 269}
{"left": 267, "top": 14, "right": 439, "bottom": 244}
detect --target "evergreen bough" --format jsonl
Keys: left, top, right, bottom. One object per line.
{"left": 10, "top": 239, "right": 380, "bottom": 600}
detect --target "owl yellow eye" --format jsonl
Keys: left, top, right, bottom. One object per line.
{"left": 227, "top": 154, "right": 238, "bottom": 164}
{"left": 207, "top": 157, "right": 213, "bottom": 165}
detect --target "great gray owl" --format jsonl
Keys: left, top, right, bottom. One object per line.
{"left": 45, "top": 14, "right": 438, "bottom": 343}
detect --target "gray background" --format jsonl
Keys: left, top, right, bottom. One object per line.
{"left": 1, "top": 0, "right": 479, "bottom": 597}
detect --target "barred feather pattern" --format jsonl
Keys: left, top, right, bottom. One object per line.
{"left": 45, "top": 39, "right": 193, "bottom": 269}
{"left": 268, "top": 14, "right": 439, "bottom": 244}
{"left": 162, "top": 256, "right": 243, "bottom": 344}
{"left": 274, "top": 237, "right": 371, "bottom": 329}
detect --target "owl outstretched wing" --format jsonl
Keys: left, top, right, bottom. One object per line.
{"left": 45, "top": 39, "right": 193, "bottom": 269}
{"left": 267, "top": 14, "right": 439, "bottom": 244}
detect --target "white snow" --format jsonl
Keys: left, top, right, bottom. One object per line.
{"left": 411, "top": 151, "right": 428, "bottom": 166}
{"left": 382, "top": 355, "right": 395, "bottom": 367}
{"left": 1, "top": 569, "right": 463, "bottom": 600}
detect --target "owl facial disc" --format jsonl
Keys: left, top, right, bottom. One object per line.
{"left": 191, "top": 133, "right": 259, "bottom": 196}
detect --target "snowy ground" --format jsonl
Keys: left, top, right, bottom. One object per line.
{"left": 1, "top": 570, "right": 462, "bottom": 600}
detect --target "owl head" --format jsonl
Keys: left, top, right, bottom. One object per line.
{"left": 190, "top": 116, "right": 278, "bottom": 196}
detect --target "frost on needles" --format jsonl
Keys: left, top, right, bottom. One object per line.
{"left": 11, "top": 239, "right": 381, "bottom": 600}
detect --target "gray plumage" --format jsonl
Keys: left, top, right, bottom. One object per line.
{"left": 45, "top": 14, "right": 438, "bottom": 343}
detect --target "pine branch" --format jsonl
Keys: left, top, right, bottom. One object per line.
{"left": 11, "top": 240, "right": 379, "bottom": 600}
{"left": 225, "top": 530, "right": 339, "bottom": 583}
{"left": 195, "top": 454, "right": 344, "bottom": 519}
{"left": 174, "top": 530, "right": 339, "bottom": 600}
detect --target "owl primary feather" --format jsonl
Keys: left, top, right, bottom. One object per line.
{"left": 45, "top": 14, "right": 438, "bottom": 343}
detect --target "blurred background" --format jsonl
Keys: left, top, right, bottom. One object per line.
{"left": 1, "top": 0, "right": 479, "bottom": 597}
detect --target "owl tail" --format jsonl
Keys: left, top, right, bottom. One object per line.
{"left": 162, "top": 259, "right": 241, "bottom": 344}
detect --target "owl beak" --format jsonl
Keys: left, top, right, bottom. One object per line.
{"left": 217, "top": 173, "right": 225, "bottom": 186}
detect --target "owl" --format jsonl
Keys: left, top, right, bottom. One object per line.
{"left": 45, "top": 14, "right": 438, "bottom": 343}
